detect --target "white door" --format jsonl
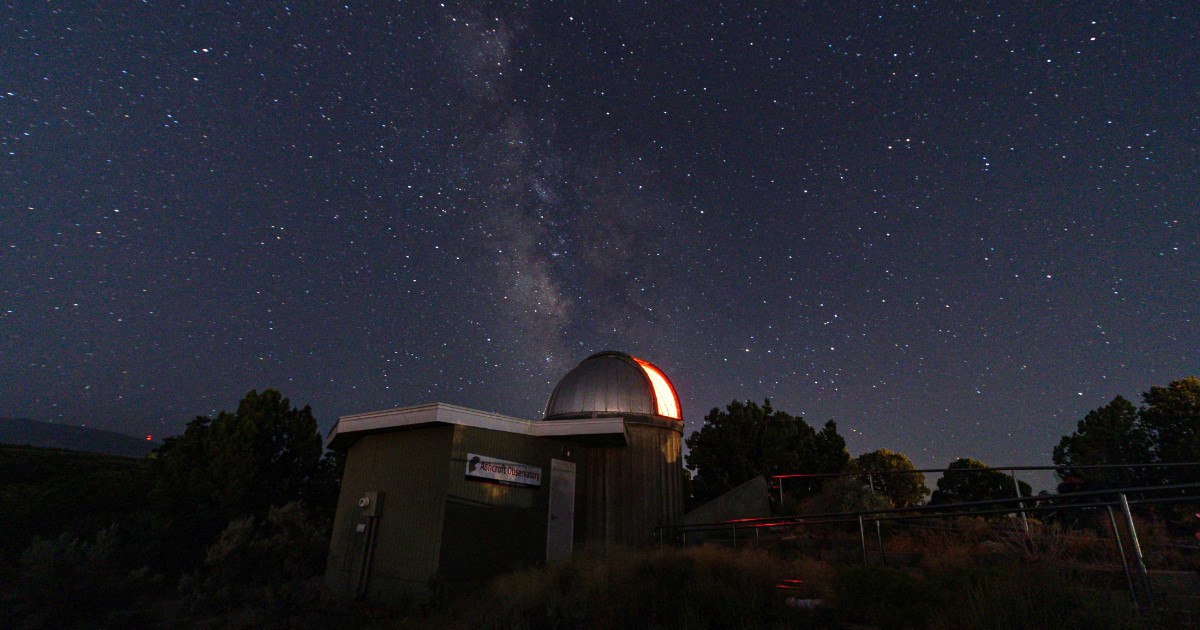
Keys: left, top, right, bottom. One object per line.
{"left": 546, "top": 459, "right": 576, "bottom": 562}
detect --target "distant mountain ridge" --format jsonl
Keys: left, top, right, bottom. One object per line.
{"left": 0, "top": 417, "right": 154, "bottom": 457}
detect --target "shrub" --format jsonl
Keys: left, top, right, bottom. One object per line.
{"left": 831, "top": 565, "right": 937, "bottom": 629}
{"left": 927, "top": 562, "right": 1140, "bottom": 629}
{"left": 808, "top": 476, "right": 890, "bottom": 515}
{"left": 462, "top": 545, "right": 818, "bottom": 630}
{"left": 181, "top": 501, "right": 331, "bottom": 628}
{"left": 0, "top": 528, "right": 163, "bottom": 629}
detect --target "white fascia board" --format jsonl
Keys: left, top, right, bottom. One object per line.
{"left": 333, "top": 402, "right": 443, "bottom": 433}
{"left": 327, "top": 402, "right": 532, "bottom": 446}
{"left": 327, "top": 402, "right": 629, "bottom": 447}
{"left": 433, "top": 402, "right": 536, "bottom": 433}
{"left": 533, "top": 418, "right": 628, "bottom": 441}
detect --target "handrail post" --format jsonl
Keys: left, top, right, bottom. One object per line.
{"left": 867, "top": 473, "right": 886, "bottom": 564}
{"left": 858, "top": 515, "right": 868, "bottom": 564}
{"left": 876, "top": 519, "right": 885, "bottom": 565}
{"left": 1118, "top": 493, "right": 1154, "bottom": 611}
{"left": 1105, "top": 505, "right": 1137, "bottom": 607}
{"left": 1010, "top": 469, "right": 1030, "bottom": 533}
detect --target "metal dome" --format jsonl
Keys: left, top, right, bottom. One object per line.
{"left": 543, "top": 351, "right": 681, "bottom": 420}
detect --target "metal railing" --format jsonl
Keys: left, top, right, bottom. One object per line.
{"left": 655, "top": 480, "right": 1200, "bottom": 612}
{"left": 772, "top": 461, "right": 1200, "bottom": 535}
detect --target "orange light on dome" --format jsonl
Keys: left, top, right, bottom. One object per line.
{"left": 633, "top": 357, "right": 680, "bottom": 419}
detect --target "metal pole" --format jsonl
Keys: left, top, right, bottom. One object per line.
{"left": 867, "top": 473, "right": 885, "bottom": 564}
{"left": 858, "top": 515, "right": 868, "bottom": 564}
{"left": 1118, "top": 493, "right": 1154, "bottom": 611}
{"left": 1106, "top": 505, "right": 1138, "bottom": 607}
{"left": 755, "top": 526, "right": 760, "bottom": 548}
{"left": 1010, "top": 469, "right": 1030, "bottom": 533}
{"left": 876, "top": 520, "right": 886, "bottom": 565}
{"left": 779, "top": 477, "right": 785, "bottom": 506}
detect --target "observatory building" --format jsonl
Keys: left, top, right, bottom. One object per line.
{"left": 323, "top": 351, "right": 685, "bottom": 601}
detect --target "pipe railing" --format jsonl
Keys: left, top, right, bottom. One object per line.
{"left": 660, "top": 481, "right": 1200, "bottom": 535}
{"left": 770, "top": 461, "right": 1200, "bottom": 527}
{"left": 655, "top": 481, "right": 1200, "bottom": 613}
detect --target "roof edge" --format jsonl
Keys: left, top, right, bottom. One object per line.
{"left": 326, "top": 402, "right": 635, "bottom": 450}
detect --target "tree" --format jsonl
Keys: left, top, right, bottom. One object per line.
{"left": 930, "top": 458, "right": 1030, "bottom": 506}
{"left": 813, "top": 419, "right": 853, "bottom": 479}
{"left": 188, "top": 502, "right": 329, "bottom": 621}
{"left": 144, "top": 389, "right": 338, "bottom": 574}
{"left": 809, "top": 476, "right": 891, "bottom": 514}
{"left": 1140, "top": 377, "right": 1200, "bottom": 483}
{"left": 1052, "top": 396, "right": 1153, "bottom": 487}
{"left": 854, "top": 449, "right": 929, "bottom": 507}
{"left": 1, "top": 528, "right": 163, "bottom": 629}
{"left": 1051, "top": 378, "right": 1200, "bottom": 488}
{"left": 684, "top": 399, "right": 850, "bottom": 506}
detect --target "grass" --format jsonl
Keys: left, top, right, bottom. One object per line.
{"left": 452, "top": 545, "right": 823, "bottom": 630}
{"left": 381, "top": 540, "right": 1148, "bottom": 630}
{"left": 0, "top": 445, "right": 147, "bottom": 564}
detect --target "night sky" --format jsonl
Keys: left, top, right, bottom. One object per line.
{"left": 3, "top": 3, "right": 1197, "bottom": 491}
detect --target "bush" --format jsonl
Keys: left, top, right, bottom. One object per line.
{"left": 928, "top": 562, "right": 1141, "bottom": 629}
{"left": 0, "top": 445, "right": 147, "bottom": 566}
{"left": 829, "top": 560, "right": 1143, "bottom": 630}
{"left": 831, "top": 565, "right": 937, "bottom": 629}
{"left": 807, "top": 476, "right": 890, "bottom": 515}
{"left": 181, "top": 501, "right": 331, "bottom": 627}
{"left": 461, "top": 545, "right": 820, "bottom": 630}
{"left": 0, "top": 528, "right": 163, "bottom": 629}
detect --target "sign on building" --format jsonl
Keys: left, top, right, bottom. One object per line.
{"left": 465, "top": 453, "right": 542, "bottom": 488}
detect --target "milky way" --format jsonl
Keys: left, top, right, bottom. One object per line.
{"left": 2, "top": 3, "right": 1197, "bottom": 491}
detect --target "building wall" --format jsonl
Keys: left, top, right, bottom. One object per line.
{"left": 325, "top": 426, "right": 454, "bottom": 600}
{"left": 325, "top": 413, "right": 684, "bottom": 604}
{"left": 579, "top": 417, "right": 683, "bottom": 546}
{"left": 438, "top": 425, "right": 578, "bottom": 581}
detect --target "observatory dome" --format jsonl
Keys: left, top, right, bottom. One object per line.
{"left": 543, "top": 351, "right": 681, "bottom": 421}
